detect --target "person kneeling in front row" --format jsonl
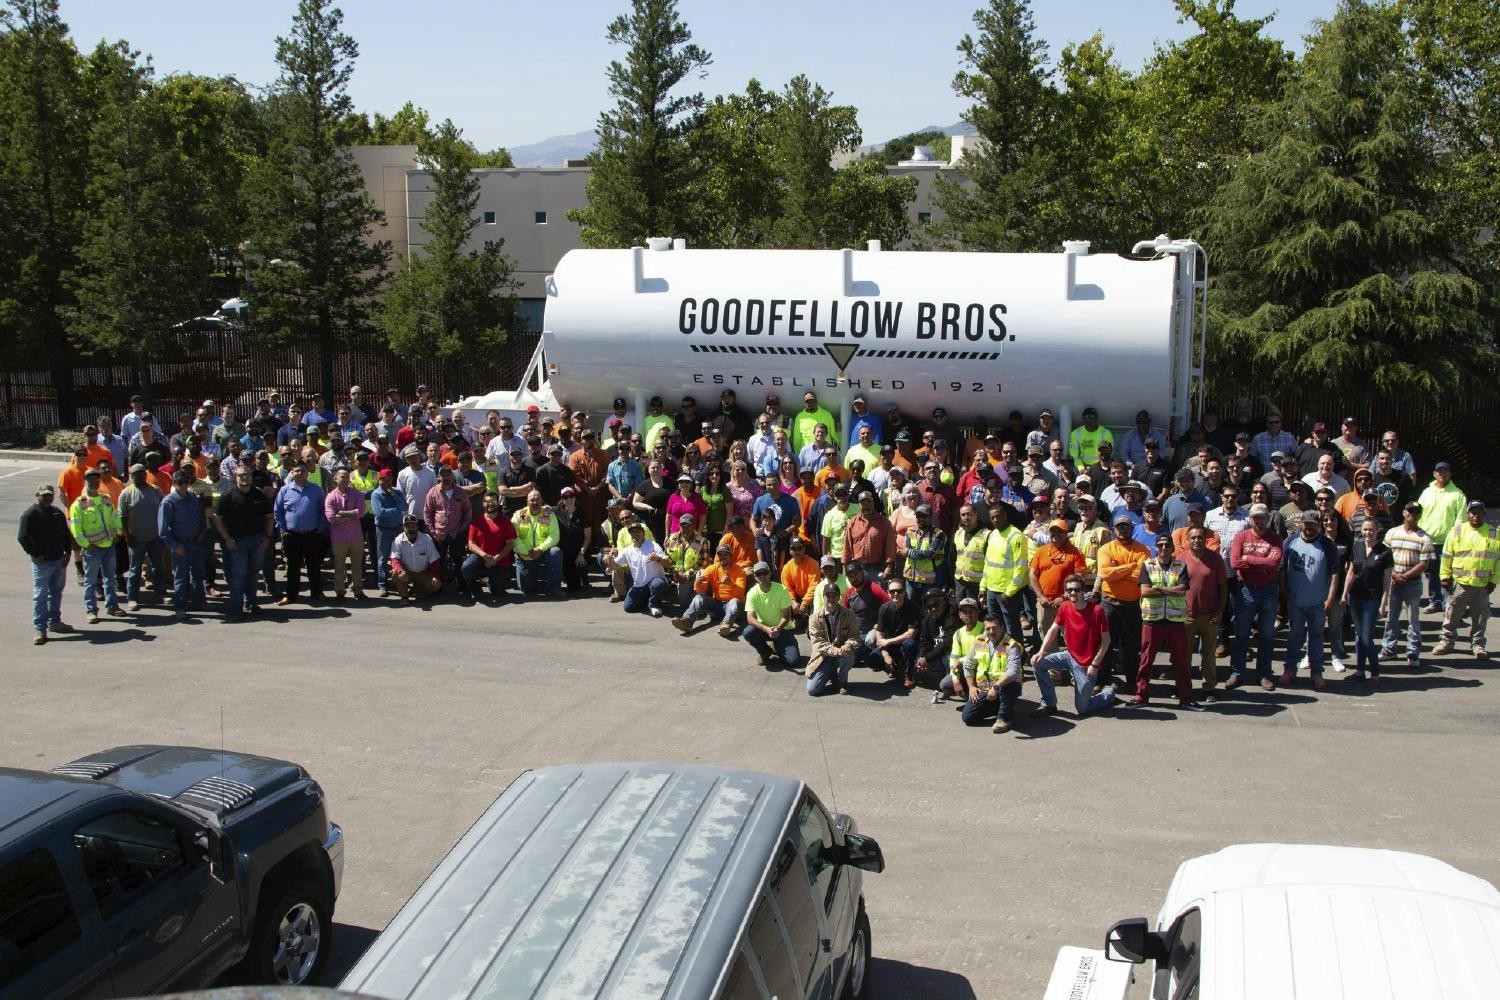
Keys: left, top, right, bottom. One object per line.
{"left": 806, "top": 584, "right": 859, "bottom": 695}
{"left": 390, "top": 513, "right": 443, "bottom": 602}
{"left": 960, "top": 614, "right": 1025, "bottom": 733}
{"left": 742, "top": 560, "right": 800, "bottom": 668}
{"left": 1031, "top": 573, "right": 1117, "bottom": 718}
{"left": 602, "top": 522, "right": 671, "bottom": 616}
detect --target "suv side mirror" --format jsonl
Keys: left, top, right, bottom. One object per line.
{"left": 841, "top": 833, "right": 885, "bottom": 874}
{"left": 1105, "top": 917, "right": 1167, "bottom": 964}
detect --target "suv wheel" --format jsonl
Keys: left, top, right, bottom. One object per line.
{"left": 246, "top": 877, "right": 332, "bottom": 986}
{"left": 841, "top": 905, "right": 871, "bottom": 1000}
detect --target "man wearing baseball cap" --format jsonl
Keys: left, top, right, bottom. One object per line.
{"left": 1416, "top": 461, "right": 1467, "bottom": 613}
{"left": 1226, "top": 502, "right": 1283, "bottom": 690}
{"left": 742, "top": 560, "right": 800, "bottom": 668}
{"left": 603, "top": 521, "right": 672, "bottom": 616}
{"left": 1094, "top": 510, "right": 1151, "bottom": 688}
{"left": 1434, "top": 499, "right": 1498, "bottom": 659}
{"left": 793, "top": 391, "right": 836, "bottom": 454}
{"left": 19, "top": 482, "right": 75, "bottom": 643}
{"left": 1068, "top": 406, "right": 1113, "bottom": 468}
{"left": 69, "top": 466, "right": 124, "bottom": 624}
{"left": 159, "top": 468, "right": 209, "bottom": 617}
{"left": 1281, "top": 510, "right": 1342, "bottom": 689}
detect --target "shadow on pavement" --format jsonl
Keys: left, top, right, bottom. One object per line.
{"left": 46, "top": 627, "right": 157, "bottom": 644}
{"left": 869, "top": 957, "right": 978, "bottom": 999}
{"left": 1013, "top": 709, "right": 1077, "bottom": 740}
{"left": 1201, "top": 690, "right": 1316, "bottom": 717}
{"left": 319, "top": 922, "right": 381, "bottom": 985}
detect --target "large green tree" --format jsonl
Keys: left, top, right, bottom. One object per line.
{"left": 681, "top": 80, "right": 780, "bottom": 247}
{"left": 0, "top": 0, "right": 85, "bottom": 422}
{"left": 931, "top": 0, "right": 1059, "bottom": 251}
{"left": 70, "top": 43, "right": 216, "bottom": 401}
{"left": 570, "top": 0, "right": 711, "bottom": 246}
{"left": 244, "top": 0, "right": 390, "bottom": 396}
{"left": 1204, "top": 0, "right": 1493, "bottom": 396}
{"left": 378, "top": 119, "right": 518, "bottom": 398}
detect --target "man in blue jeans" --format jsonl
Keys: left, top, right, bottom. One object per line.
{"left": 1226, "top": 504, "right": 1283, "bottom": 690}
{"left": 1281, "top": 510, "right": 1342, "bottom": 690}
{"left": 603, "top": 522, "right": 670, "bottom": 616}
{"left": 158, "top": 470, "right": 208, "bottom": 618}
{"left": 1031, "top": 574, "right": 1117, "bottom": 718}
{"left": 1381, "top": 502, "right": 1433, "bottom": 667}
{"left": 18, "top": 483, "right": 75, "bottom": 644}
{"left": 211, "top": 468, "right": 273, "bottom": 617}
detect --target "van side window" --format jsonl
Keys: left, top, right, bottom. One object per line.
{"left": 720, "top": 951, "right": 764, "bottom": 1000}
{"left": 1167, "top": 907, "right": 1202, "bottom": 1000}
{"left": 0, "top": 849, "right": 81, "bottom": 988}
{"left": 747, "top": 897, "right": 798, "bottom": 1000}
{"left": 73, "top": 811, "right": 184, "bottom": 919}
{"left": 795, "top": 795, "right": 838, "bottom": 911}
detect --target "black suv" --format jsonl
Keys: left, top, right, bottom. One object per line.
{"left": 0, "top": 745, "right": 343, "bottom": 998}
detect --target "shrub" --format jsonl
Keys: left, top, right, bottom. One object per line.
{"left": 44, "top": 428, "right": 85, "bottom": 454}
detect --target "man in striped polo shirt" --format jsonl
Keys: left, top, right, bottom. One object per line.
{"left": 1381, "top": 502, "right": 1434, "bottom": 667}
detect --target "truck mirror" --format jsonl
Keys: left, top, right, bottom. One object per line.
{"left": 194, "top": 829, "right": 232, "bottom": 884}
{"left": 1105, "top": 917, "right": 1165, "bottom": 964}
{"left": 841, "top": 833, "right": 885, "bottom": 874}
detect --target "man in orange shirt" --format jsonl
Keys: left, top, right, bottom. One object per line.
{"left": 780, "top": 536, "right": 821, "bottom": 624}
{"left": 718, "top": 515, "right": 758, "bottom": 570}
{"left": 1095, "top": 512, "right": 1151, "bottom": 689}
{"left": 1029, "top": 520, "right": 1087, "bottom": 639}
{"left": 80, "top": 424, "right": 117, "bottom": 474}
{"left": 144, "top": 453, "right": 173, "bottom": 496}
{"left": 1170, "top": 503, "right": 1219, "bottom": 555}
{"left": 814, "top": 446, "right": 848, "bottom": 493}
{"left": 58, "top": 447, "right": 93, "bottom": 585}
{"left": 672, "top": 543, "right": 747, "bottom": 638}
{"left": 793, "top": 468, "right": 822, "bottom": 552}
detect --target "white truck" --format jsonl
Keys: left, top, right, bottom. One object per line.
{"left": 454, "top": 235, "right": 1207, "bottom": 444}
{"left": 1045, "top": 843, "right": 1500, "bottom": 1000}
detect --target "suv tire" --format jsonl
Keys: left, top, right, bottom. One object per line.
{"left": 244, "top": 875, "right": 333, "bottom": 986}
{"left": 841, "top": 904, "right": 871, "bottom": 1000}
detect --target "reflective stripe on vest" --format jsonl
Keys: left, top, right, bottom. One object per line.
{"left": 969, "top": 636, "right": 1023, "bottom": 687}
{"left": 1444, "top": 524, "right": 1499, "bottom": 586}
{"left": 904, "top": 529, "right": 940, "bottom": 584}
{"left": 1140, "top": 560, "right": 1189, "bottom": 623}
{"left": 74, "top": 497, "right": 114, "bottom": 545}
{"left": 981, "top": 527, "right": 1027, "bottom": 594}
{"left": 953, "top": 528, "right": 989, "bottom": 582}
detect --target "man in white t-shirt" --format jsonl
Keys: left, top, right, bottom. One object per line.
{"left": 603, "top": 522, "right": 672, "bottom": 616}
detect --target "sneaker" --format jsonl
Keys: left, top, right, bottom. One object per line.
{"left": 609, "top": 594, "right": 625, "bottom": 603}
{"left": 1201, "top": 693, "right": 1217, "bottom": 704}
{"left": 1312, "top": 676, "right": 1326, "bottom": 691}
{"left": 1406, "top": 656, "right": 1420, "bottom": 669}
{"left": 127, "top": 601, "right": 140, "bottom": 612}
{"left": 648, "top": 607, "right": 663, "bottom": 618}
{"left": 1030, "top": 704, "right": 1058, "bottom": 719}
{"left": 377, "top": 588, "right": 389, "bottom": 598}
{"left": 1378, "top": 649, "right": 1398, "bottom": 661}
{"left": 106, "top": 607, "right": 127, "bottom": 618}
{"left": 671, "top": 616, "right": 692, "bottom": 633}
{"left": 1432, "top": 640, "right": 1454, "bottom": 655}
{"left": 1178, "top": 702, "right": 1205, "bottom": 712}
{"left": 1121, "top": 699, "right": 1148, "bottom": 710}
{"left": 1259, "top": 677, "right": 1276, "bottom": 691}
{"left": 1296, "top": 656, "right": 1309, "bottom": 670}
{"left": 717, "top": 621, "right": 737, "bottom": 638}
{"left": 992, "top": 719, "right": 1012, "bottom": 734}
{"left": 32, "top": 633, "right": 45, "bottom": 645}
{"left": 1280, "top": 668, "right": 1295, "bottom": 686}
{"left": 86, "top": 613, "right": 100, "bottom": 624}
{"left": 1222, "top": 675, "right": 1243, "bottom": 691}
{"left": 1328, "top": 656, "right": 1345, "bottom": 673}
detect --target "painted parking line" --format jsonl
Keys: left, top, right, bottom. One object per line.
{"left": 0, "top": 466, "right": 40, "bottom": 480}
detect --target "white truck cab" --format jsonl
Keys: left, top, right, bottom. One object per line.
{"left": 1047, "top": 843, "right": 1500, "bottom": 1000}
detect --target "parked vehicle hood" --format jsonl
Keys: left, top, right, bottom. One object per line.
{"left": 52, "top": 744, "right": 312, "bottom": 824}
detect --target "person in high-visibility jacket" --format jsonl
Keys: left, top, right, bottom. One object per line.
{"left": 69, "top": 468, "right": 123, "bottom": 623}
{"left": 935, "top": 597, "right": 984, "bottom": 702}
{"left": 952, "top": 504, "right": 991, "bottom": 605}
{"left": 1416, "top": 462, "right": 1467, "bottom": 612}
{"left": 958, "top": 615, "right": 1026, "bottom": 733}
{"left": 512, "top": 489, "right": 562, "bottom": 597}
{"left": 980, "top": 502, "right": 1029, "bottom": 642}
{"left": 1435, "top": 500, "right": 1499, "bottom": 659}
{"left": 1068, "top": 406, "right": 1114, "bottom": 468}
{"left": 1126, "top": 533, "right": 1200, "bottom": 710}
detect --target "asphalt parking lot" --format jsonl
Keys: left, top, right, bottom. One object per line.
{"left": 6, "top": 456, "right": 1499, "bottom": 998}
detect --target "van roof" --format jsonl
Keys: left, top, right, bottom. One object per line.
{"left": 340, "top": 762, "right": 804, "bottom": 1000}
{"left": 1166, "top": 845, "right": 1500, "bottom": 1000}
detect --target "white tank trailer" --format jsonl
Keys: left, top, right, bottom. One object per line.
{"left": 454, "top": 235, "right": 1207, "bottom": 443}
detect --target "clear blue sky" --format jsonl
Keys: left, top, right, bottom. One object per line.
{"left": 60, "top": 0, "right": 1338, "bottom": 149}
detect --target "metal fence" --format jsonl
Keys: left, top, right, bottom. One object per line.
{"left": 0, "top": 328, "right": 542, "bottom": 432}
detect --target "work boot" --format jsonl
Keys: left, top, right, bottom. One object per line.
{"left": 1432, "top": 639, "right": 1454, "bottom": 655}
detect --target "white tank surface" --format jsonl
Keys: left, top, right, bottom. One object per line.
{"left": 456, "top": 237, "right": 1206, "bottom": 438}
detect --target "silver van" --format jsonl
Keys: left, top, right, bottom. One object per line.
{"left": 341, "top": 762, "right": 886, "bottom": 999}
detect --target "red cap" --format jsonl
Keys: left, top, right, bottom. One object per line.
{"left": 526, "top": 405, "right": 540, "bottom": 414}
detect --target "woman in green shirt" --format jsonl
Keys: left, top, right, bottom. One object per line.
{"left": 700, "top": 463, "right": 729, "bottom": 536}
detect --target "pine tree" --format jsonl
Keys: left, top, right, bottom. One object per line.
{"left": 570, "top": 0, "right": 711, "bottom": 247}
{"left": 379, "top": 120, "right": 518, "bottom": 400}
{"left": 1204, "top": 0, "right": 1494, "bottom": 396}
{"left": 70, "top": 43, "right": 211, "bottom": 402}
{"left": 0, "top": 0, "right": 85, "bottom": 422}
{"left": 244, "top": 0, "right": 390, "bottom": 396}
{"left": 932, "top": 0, "right": 1059, "bottom": 251}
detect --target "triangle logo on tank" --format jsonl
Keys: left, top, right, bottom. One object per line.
{"left": 823, "top": 343, "right": 860, "bottom": 375}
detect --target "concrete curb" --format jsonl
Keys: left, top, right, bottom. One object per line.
{"left": 0, "top": 449, "right": 69, "bottom": 465}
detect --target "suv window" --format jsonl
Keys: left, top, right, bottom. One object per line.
{"left": 795, "top": 795, "right": 837, "bottom": 911}
{"left": 73, "top": 811, "right": 184, "bottom": 919}
{"left": 0, "top": 849, "right": 81, "bottom": 987}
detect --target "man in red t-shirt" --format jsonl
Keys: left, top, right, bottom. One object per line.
{"left": 1031, "top": 573, "right": 1118, "bottom": 718}
{"left": 1180, "top": 524, "right": 1229, "bottom": 701}
{"left": 461, "top": 494, "right": 516, "bottom": 602}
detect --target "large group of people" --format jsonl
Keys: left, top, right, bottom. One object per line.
{"left": 18, "top": 385, "right": 1499, "bottom": 736}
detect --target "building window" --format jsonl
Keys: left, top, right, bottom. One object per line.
{"left": 482, "top": 211, "right": 496, "bottom": 224}
{"left": 534, "top": 211, "right": 548, "bottom": 225}
{"left": 917, "top": 212, "right": 932, "bottom": 224}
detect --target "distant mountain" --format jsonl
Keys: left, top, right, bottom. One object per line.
{"left": 507, "top": 129, "right": 597, "bottom": 167}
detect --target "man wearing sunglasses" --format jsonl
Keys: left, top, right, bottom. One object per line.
{"left": 1031, "top": 575, "right": 1117, "bottom": 718}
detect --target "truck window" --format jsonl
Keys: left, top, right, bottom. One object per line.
{"left": 0, "top": 849, "right": 81, "bottom": 987}
{"left": 747, "top": 897, "right": 798, "bottom": 1000}
{"left": 768, "top": 840, "right": 819, "bottom": 985}
{"left": 72, "top": 811, "right": 184, "bottom": 919}
{"left": 720, "top": 951, "right": 764, "bottom": 1000}
{"left": 795, "top": 794, "right": 837, "bottom": 912}
{"left": 1166, "top": 908, "right": 1201, "bottom": 1000}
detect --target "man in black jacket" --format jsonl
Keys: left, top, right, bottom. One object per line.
{"left": 18, "top": 482, "right": 75, "bottom": 644}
